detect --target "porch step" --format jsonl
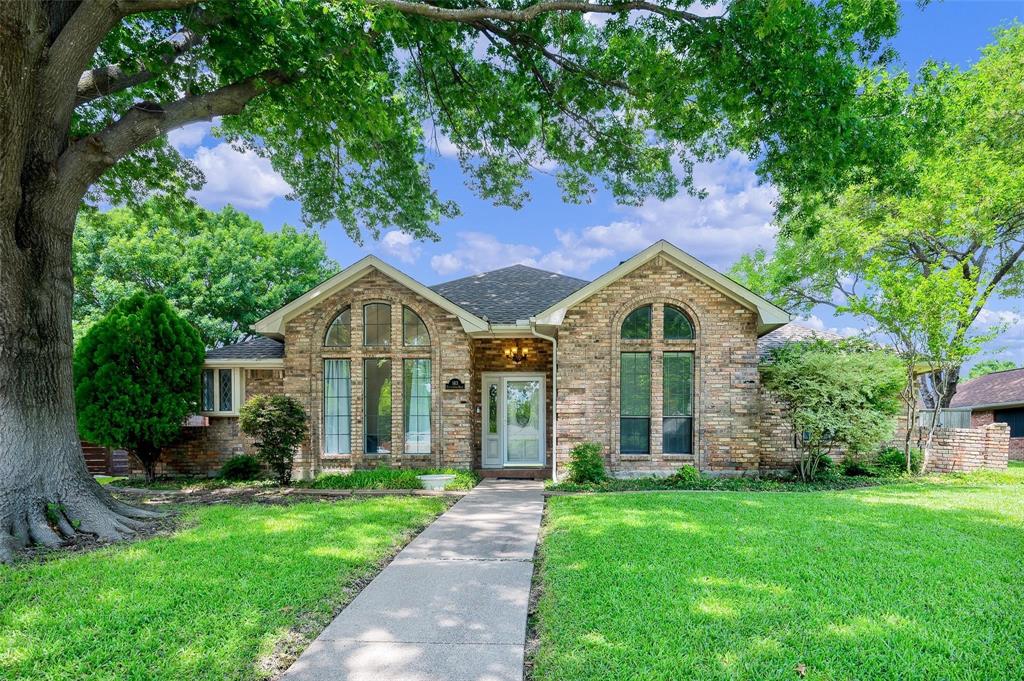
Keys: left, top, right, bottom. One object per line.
{"left": 475, "top": 468, "right": 549, "bottom": 481}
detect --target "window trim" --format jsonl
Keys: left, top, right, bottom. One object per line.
{"left": 200, "top": 367, "right": 242, "bottom": 416}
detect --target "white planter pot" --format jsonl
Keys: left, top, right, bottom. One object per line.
{"left": 417, "top": 474, "right": 456, "bottom": 490}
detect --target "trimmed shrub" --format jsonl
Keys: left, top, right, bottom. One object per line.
{"left": 310, "top": 467, "right": 479, "bottom": 490}
{"left": 567, "top": 442, "right": 606, "bottom": 484}
{"left": 220, "top": 455, "right": 262, "bottom": 481}
{"left": 671, "top": 464, "right": 702, "bottom": 483}
{"left": 238, "top": 394, "right": 308, "bottom": 485}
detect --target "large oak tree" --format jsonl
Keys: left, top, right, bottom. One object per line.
{"left": 0, "top": 0, "right": 899, "bottom": 561}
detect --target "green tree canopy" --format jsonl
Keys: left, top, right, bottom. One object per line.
{"left": 967, "top": 360, "right": 1018, "bottom": 381}
{"left": 733, "top": 25, "right": 1024, "bottom": 407}
{"left": 73, "top": 198, "right": 338, "bottom": 347}
{"left": 73, "top": 293, "right": 205, "bottom": 482}
{"left": 760, "top": 339, "right": 906, "bottom": 480}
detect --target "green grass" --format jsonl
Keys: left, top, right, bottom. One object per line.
{"left": 109, "top": 477, "right": 281, "bottom": 491}
{"left": 308, "top": 467, "right": 479, "bottom": 491}
{"left": 0, "top": 497, "right": 447, "bottom": 680}
{"left": 535, "top": 466, "right": 1024, "bottom": 680}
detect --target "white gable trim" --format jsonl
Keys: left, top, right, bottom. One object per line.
{"left": 532, "top": 240, "right": 791, "bottom": 335}
{"left": 253, "top": 255, "right": 489, "bottom": 338}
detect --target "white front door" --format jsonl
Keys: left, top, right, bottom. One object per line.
{"left": 482, "top": 373, "right": 545, "bottom": 468}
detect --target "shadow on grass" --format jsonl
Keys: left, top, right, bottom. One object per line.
{"left": 534, "top": 483, "right": 1024, "bottom": 680}
{"left": 0, "top": 497, "right": 447, "bottom": 681}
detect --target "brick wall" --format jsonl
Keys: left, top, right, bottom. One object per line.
{"left": 282, "top": 268, "right": 474, "bottom": 478}
{"left": 147, "top": 368, "right": 283, "bottom": 478}
{"left": 555, "top": 256, "right": 761, "bottom": 476}
{"left": 760, "top": 398, "right": 1011, "bottom": 475}
{"left": 972, "top": 410, "right": 1023, "bottom": 461}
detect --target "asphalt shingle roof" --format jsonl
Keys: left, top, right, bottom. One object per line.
{"left": 756, "top": 323, "right": 844, "bottom": 358}
{"left": 206, "top": 336, "right": 284, "bottom": 360}
{"left": 950, "top": 367, "right": 1024, "bottom": 409}
{"left": 430, "top": 264, "right": 590, "bottom": 323}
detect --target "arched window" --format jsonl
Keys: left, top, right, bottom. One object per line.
{"left": 664, "top": 305, "right": 694, "bottom": 340}
{"left": 621, "top": 305, "right": 652, "bottom": 339}
{"left": 324, "top": 307, "right": 351, "bottom": 347}
{"left": 403, "top": 306, "right": 429, "bottom": 346}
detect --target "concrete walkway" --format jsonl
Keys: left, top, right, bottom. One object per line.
{"left": 282, "top": 479, "right": 544, "bottom": 681}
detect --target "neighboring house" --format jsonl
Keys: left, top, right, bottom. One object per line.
{"left": 951, "top": 368, "right": 1024, "bottom": 461}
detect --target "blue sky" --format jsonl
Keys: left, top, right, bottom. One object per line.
{"left": 166, "top": 0, "right": 1024, "bottom": 368}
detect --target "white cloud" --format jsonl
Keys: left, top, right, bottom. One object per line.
{"left": 167, "top": 121, "right": 212, "bottom": 151}
{"left": 797, "top": 315, "right": 861, "bottom": 338}
{"left": 430, "top": 232, "right": 541, "bottom": 276}
{"left": 189, "top": 143, "right": 291, "bottom": 209}
{"left": 976, "top": 307, "right": 1024, "bottom": 332}
{"left": 379, "top": 230, "right": 422, "bottom": 264}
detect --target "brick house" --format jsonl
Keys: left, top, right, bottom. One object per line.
{"left": 951, "top": 368, "right": 1024, "bottom": 461}
{"left": 153, "top": 239, "right": 1004, "bottom": 480}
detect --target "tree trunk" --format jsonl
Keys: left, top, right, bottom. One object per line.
{"left": 920, "top": 367, "right": 961, "bottom": 409}
{"left": 0, "top": 204, "right": 161, "bottom": 563}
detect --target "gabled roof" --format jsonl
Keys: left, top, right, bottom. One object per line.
{"left": 252, "top": 255, "right": 490, "bottom": 338}
{"left": 430, "top": 264, "right": 589, "bottom": 323}
{"left": 532, "top": 240, "right": 790, "bottom": 335}
{"left": 756, "top": 323, "right": 844, "bottom": 358}
{"left": 950, "top": 367, "right": 1024, "bottom": 410}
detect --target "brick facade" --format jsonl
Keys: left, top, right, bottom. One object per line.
{"left": 155, "top": 256, "right": 1010, "bottom": 479}
{"left": 555, "top": 255, "right": 760, "bottom": 476}
{"left": 971, "top": 410, "right": 1023, "bottom": 461}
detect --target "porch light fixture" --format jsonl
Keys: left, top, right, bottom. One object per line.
{"left": 504, "top": 344, "right": 529, "bottom": 365}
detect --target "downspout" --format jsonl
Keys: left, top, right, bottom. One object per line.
{"left": 530, "top": 321, "right": 558, "bottom": 483}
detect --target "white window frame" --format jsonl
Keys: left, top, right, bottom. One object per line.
{"left": 200, "top": 367, "right": 243, "bottom": 416}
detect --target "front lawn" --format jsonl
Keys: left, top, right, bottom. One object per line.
{"left": 0, "top": 497, "right": 447, "bottom": 680}
{"left": 534, "top": 465, "right": 1024, "bottom": 680}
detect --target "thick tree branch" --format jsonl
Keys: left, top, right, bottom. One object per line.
{"left": 366, "top": 0, "right": 704, "bottom": 23}
{"left": 59, "top": 71, "right": 287, "bottom": 194}
{"left": 76, "top": 29, "right": 203, "bottom": 107}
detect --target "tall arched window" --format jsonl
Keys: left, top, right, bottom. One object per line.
{"left": 324, "top": 307, "right": 351, "bottom": 347}
{"left": 664, "top": 305, "right": 694, "bottom": 340}
{"left": 621, "top": 305, "right": 652, "bottom": 339}
{"left": 403, "top": 306, "right": 429, "bottom": 346}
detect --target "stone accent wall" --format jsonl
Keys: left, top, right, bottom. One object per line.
{"left": 147, "top": 368, "right": 283, "bottom": 478}
{"left": 470, "top": 338, "right": 554, "bottom": 468}
{"left": 282, "top": 268, "right": 473, "bottom": 478}
{"left": 972, "top": 409, "right": 1024, "bottom": 461}
{"left": 556, "top": 256, "right": 760, "bottom": 476}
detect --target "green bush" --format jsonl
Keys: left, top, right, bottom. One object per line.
{"left": 220, "top": 455, "right": 262, "bottom": 481}
{"left": 874, "top": 446, "right": 922, "bottom": 476}
{"left": 73, "top": 292, "right": 205, "bottom": 482}
{"left": 812, "top": 454, "right": 840, "bottom": 481}
{"left": 841, "top": 456, "right": 876, "bottom": 477}
{"left": 238, "top": 394, "right": 308, "bottom": 485}
{"left": 670, "top": 465, "right": 702, "bottom": 483}
{"left": 311, "top": 467, "right": 479, "bottom": 491}
{"left": 567, "top": 442, "right": 606, "bottom": 484}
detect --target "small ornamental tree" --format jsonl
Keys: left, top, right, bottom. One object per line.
{"left": 760, "top": 339, "right": 906, "bottom": 481}
{"left": 238, "top": 395, "right": 308, "bottom": 485}
{"left": 74, "top": 293, "right": 204, "bottom": 482}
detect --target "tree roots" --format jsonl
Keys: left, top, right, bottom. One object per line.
{"left": 0, "top": 483, "right": 162, "bottom": 564}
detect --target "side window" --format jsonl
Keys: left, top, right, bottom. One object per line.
{"left": 664, "top": 305, "right": 694, "bottom": 340}
{"left": 621, "top": 305, "right": 652, "bottom": 339}
{"left": 620, "top": 352, "right": 651, "bottom": 454}
{"left": 323, "top": 359, "right": 351, "bottom": 454}
{"left": 403, "top": 307, "right": 429, "bottom": 346}
{"left": 325, "top": 307, "right": 351, "bottom": 347}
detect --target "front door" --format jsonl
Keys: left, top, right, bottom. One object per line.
{"left": 482, "top": 373, "right": 545, "bottom": 468}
